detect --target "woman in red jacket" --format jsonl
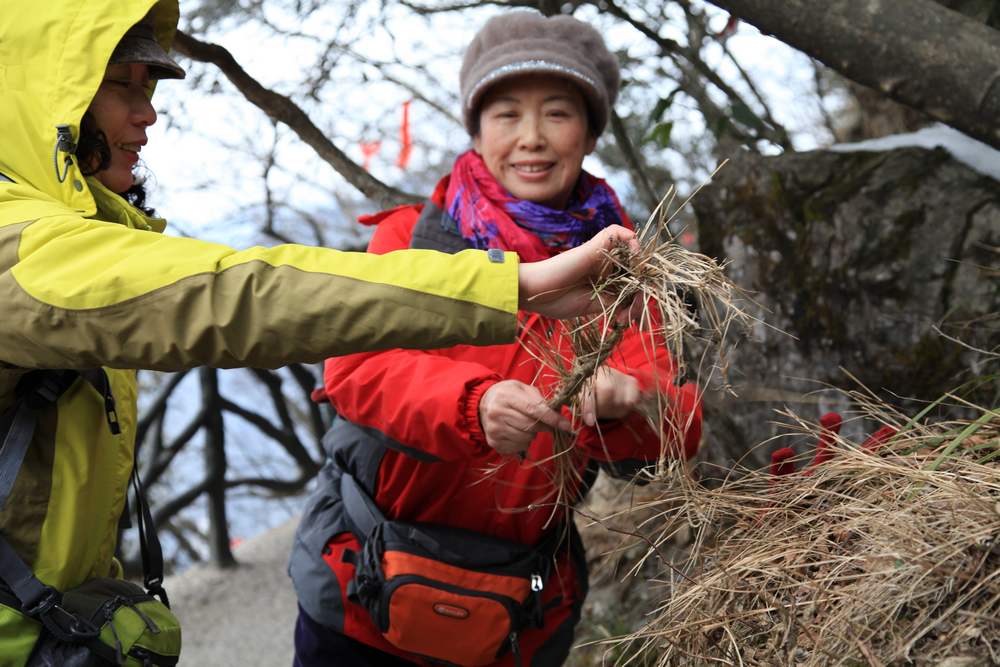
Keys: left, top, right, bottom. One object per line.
{"left": 290, "top": 10, "right": 702, "bottom": 667}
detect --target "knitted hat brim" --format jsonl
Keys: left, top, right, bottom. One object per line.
{"left": 463, "top": 48, "right": 608, "bottom": 134}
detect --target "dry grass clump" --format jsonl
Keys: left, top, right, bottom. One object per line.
{"left": 581, "top": 173, "right": 753, "bottom": 400}
{"left": 517, "top": 180, "right": 753, "bottom": 517}
{"left": 611, "top": 395, "right": 1000, "bottom": 665}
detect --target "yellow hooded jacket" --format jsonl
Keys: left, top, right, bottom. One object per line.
{"left": 0, "top": 0, "right": 517, "bottom": 660}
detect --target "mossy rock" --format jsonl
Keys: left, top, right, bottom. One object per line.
{"left": 692, "top": 146, "right": 999, "bottom": 468}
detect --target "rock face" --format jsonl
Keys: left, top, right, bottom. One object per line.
{"left": 692, "top": 147, "right": 999, "bottom": 467}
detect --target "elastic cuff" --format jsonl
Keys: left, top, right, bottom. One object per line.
{"left": 462, "top": 377, "right": 500, "bottom": 453}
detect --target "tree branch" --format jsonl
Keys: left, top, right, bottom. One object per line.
{"left": 259, "top": 124, "right": 299, "bottom": 245}
{"left": 224, "top": 474, "right": 314, "bottom": 495}
{"left": 399, "top": 0, "right": 527, "bottom": 14}
{"left": 719, "top": 38, "right": 790, "bottom": 146}
{"left": 598, "top": 0, "right": 684, "bottom": 53}
{"left": 247, "top": 368, "right": 321, "bottom": 470}
{"left": 135, "top": 370, "right": 191, "bottom": 446}
{"left": 219, "top": 397, "right": 320, "bottom": 475}
{"left": 286, "top": 362, "right": 330, "bottom": 446}
{"left": 144, "top": 404, "right": 210, "bottom": 487}
{"left": 708, "top": 0, "right": 1000, "bottom": 149}
{"left": 608, "top": 109, "right": 661, "bottom": 214}
{"left": 173, "top": 30, "right": 421, "bottom": 209}
{"left": 342, "top": 47, "right": 463, "bottom": 127}
{"left": 202, "top": 368, "right": 236, "bottom": 567}
{"left": 153, "top": 478, "right": 212, "bottom": 528}
{"left": 598, "top": 0, "right": 789, "bottom": 148}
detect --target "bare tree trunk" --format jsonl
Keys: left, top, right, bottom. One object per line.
{"left": 708, "top": 0, "right": 1000, "bottom": 149}
{"left": 201, "top": 368, "right": 236, "bottom": 568}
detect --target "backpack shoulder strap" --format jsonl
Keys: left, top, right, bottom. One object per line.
{"left": 339, "top": 472, "right": 386, "bottom": 541}
{"left": 0, "top": 370, "right": 103, "bottom": 640}
{"left": 129, "top": 459, "right": 167, "bottom": 606}
{"left": 0, "top": 387, "right": 58, "bottom": 613}
{"left": 409, "top": 201, "right": 473, "bottom": 255}
{"left": 0, "top": 371, "right": 82, "bottom": 507}
{"left": 0, "top": 368, "right": 166, "bottom": 624}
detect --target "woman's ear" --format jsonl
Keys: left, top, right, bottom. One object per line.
{"left": 472, "top": 134, "right": 483, "bottom": 155}
{"left": 585, "top": 133, "right": 597, "bottom": 155}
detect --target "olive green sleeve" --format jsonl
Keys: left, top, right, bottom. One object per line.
{"left": 0, "top": 214, "right": 518, "bottom": 370}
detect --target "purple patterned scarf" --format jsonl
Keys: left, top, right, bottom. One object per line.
{"left": 443, "top": 150, "right": 628, "bottom": 262}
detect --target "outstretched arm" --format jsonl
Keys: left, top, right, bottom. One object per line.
{"left": 518, "top": 224, "right": 637, "bottom": 319}
{"left": 0, "top": 198, "right": 634, "bottom": 370}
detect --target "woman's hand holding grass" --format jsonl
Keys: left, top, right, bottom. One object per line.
{"left": 517, "top": 224, "right": 638, "bottom": 320}
{"left": 578, "top": 367, "right": 641, "bottom": 427}
{"left": 479, "top": 380, "right": 573, "bottom": 457}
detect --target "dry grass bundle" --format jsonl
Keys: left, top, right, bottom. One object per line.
{"left": 610, "top": 394, "right": 1000, "bottom": 666}
{"left": 593, "top": 185, "right": 751, "bottom": 392}
{"left": 516, "top": 179, "right": 753, "bottom": 518}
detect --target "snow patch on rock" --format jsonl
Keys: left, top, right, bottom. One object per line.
{"left": 831, "top": 123, "right": 1000, "bottom": 182}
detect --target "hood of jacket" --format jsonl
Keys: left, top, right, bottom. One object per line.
{"left": 0, "top": 0, "right": 179, "bottom": 221}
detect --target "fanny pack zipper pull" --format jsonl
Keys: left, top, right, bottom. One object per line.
{"left": 103, "top": 388, "right": 120, "bottom": 435}
{"left": 105, "top": 611, "right": 124, "bottom": 665}
{"left": 128, "top": 599, "right": 161, "bottom": 634}
{"left": 531, "top": 572, "right": 545, "bottom": 627}
{"left": 509, "top": 631, "right": 523, "bottom": 667}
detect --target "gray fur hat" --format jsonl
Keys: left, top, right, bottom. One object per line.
{"left": 460, "top": 11, "right": 620, "bottom": 136}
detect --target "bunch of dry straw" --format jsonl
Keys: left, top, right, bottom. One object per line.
{"left": 516, "top": 180, "right": 752, "bottom": 516}
{"left": 609, "top": 389, "right": 1000, "bottom": 665}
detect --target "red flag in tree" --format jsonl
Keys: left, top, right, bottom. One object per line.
{"left": 397, "top": 100, "right": 412, "bottom": 169}
{"left": 360, "top": 140, "right": 381, "bottom": 172}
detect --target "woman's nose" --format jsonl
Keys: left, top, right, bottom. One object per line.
{"left": 516, "top": 115, "right": 545, "bottom": 150}
{"left": 132, "top": 91, "right": 157, "bottom": 128}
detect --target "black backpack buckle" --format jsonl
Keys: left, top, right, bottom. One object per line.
{"left": 17, "top": 371, "right": 77, "bottom": 410}
{"left": 144, "top": 578, "right": 170, "bottom": 608}
{"left": 21, "top": 585, "right": 59, "bottom": 618}
{"left": 24, "top": 586, "right": 99, "bottom": 642}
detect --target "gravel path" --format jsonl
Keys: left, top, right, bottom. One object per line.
{"left": 169, "top": 518, "right": 299, "bottom": 666}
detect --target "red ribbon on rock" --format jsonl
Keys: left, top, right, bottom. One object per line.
{"left": 770, "top": 412, "right": 897, "bottom": 483}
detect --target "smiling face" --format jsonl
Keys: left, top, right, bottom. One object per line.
{"left": 473, "top": 74, "right": 596, "bottom": 210}
{"left": 85, "top": 63, "right": 157, "bottom": 193}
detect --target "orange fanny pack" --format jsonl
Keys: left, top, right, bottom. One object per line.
{"left": 340, "top": 474, "right": 557, "bottom": 666}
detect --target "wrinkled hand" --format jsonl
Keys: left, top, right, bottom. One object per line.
{"left": 479, "top": 380, "right": 572, "bottom": 457}
{"left": 578, "top": 367, "right": 641, "bottom": 427}
{"left": 518, "top": 225, "right": 640, "bottom": 320}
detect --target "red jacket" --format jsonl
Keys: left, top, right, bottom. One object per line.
{"left": 312, "top": 195, "right": 702, "bottom": 665}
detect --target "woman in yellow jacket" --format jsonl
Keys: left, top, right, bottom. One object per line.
{"left": 0, "top": 0, "right": 636, "bottom": 662}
